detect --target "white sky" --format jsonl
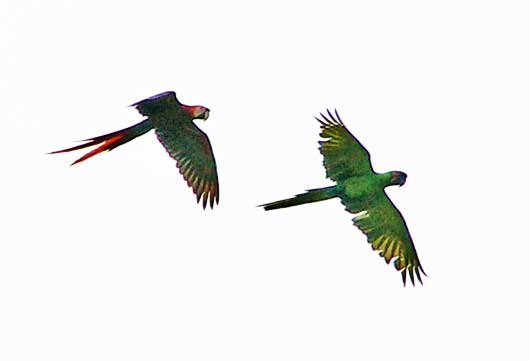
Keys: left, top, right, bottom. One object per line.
{"left": 2, "top": 1, "right": 529, "bottom": 360}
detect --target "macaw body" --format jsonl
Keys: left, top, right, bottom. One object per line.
{"left": 261, "top": 110, "right": 425, "bottom": 286}
{"left": 51, "top": 91, "right": 219, "bottom": 209}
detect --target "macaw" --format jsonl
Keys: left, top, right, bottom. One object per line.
{"left": 51, "top": 91, "right": 219, "bottom": 209}
{"left": 260, "top": 110, "right": 425, "bottom": 286}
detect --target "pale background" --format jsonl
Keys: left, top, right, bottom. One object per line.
{"left": 2, "top": 1, "right": 529, "bottom": 360}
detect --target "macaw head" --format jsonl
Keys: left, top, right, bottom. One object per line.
{"left": 185, "top": 105, "right": 210, "bottom": 121}
{"left": 390, "top": 171, "right": 407, "bottom": 187}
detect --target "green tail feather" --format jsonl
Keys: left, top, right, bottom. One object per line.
{"left": 260, "top": 186, "right": 338, "bottom": 211}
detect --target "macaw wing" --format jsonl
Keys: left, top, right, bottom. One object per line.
{"left": 131, "top": 91, "right": 180, "bottom": 117}
{"left": 344, "top": 190, "right": 425, "bottom": 286}
{"left": 155, "top": 122, "right": 219, "bottom": 209}
{"left": 317, "top": 109, "right": 373, "bottom": 181}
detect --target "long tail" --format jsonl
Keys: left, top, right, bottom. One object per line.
{"left": 260, "top": 186, "right": 338, "bottom": 211}
{"left": 50, "top": 120, "right": 153, "bottom": 165}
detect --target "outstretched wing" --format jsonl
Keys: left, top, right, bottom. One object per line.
{"left": 317, "top": 109, "right": 373, "bottom": 181}
{"left": 345, "top": 191, "right": 426, "bottom": 286}
{"left": 155, "top": 122, "right": 219, "bottom": 209}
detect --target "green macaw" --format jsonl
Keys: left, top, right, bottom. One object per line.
{"left": 260, "top": 110, "right": 426, "bottom": 286}
{"left": 50, "top": 91, "right": 219, "bottom": 209}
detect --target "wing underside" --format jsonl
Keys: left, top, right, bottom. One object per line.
{"left": 317, "top": 109, "right": 374, "bottom": 181}
{"left": 346, "top": 191, "right": 426, "bottom": 286}
{"left": 155, "top": 123, "right": 219, "bottom": 209}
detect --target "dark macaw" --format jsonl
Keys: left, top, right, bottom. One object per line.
{"left": 260, "top": 110, "right": 425, "bottom": 286}
{"left": 51, "top": 91, "right": 219, "bottom": 209}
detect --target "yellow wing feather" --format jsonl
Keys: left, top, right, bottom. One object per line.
{"left": 317, "top": 109, "right": 373, "bottom": 181}
{"left": 349, "top": 192, "right": 426, "bottom": 286}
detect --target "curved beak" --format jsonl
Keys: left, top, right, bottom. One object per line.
{"left": 400, "top": 175, "right": 407, "bottom": 186}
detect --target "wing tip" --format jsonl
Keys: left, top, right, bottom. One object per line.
{"left": 195, "top": 190, "right": 219, "bottom": 210}
{"left": 315, "top": 108, "right": 344, "bottom": 128}
{"left": 400, "top": 264, "right": 427, "bottom": 287}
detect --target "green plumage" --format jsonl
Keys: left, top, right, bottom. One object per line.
{"left": 260, "top": 110, "right": 426, "bottom": 286}
{"left": 262, "top": 186, "right": 337, "bottom": 210}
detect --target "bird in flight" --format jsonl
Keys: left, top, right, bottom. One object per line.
{"left": 51, "top": 91, "right": 219, "bottom": 209}
{"left": 260, "top": 110, "right": 425, "bottom": 286}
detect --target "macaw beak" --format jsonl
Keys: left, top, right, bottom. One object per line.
{"left": 400, "top": 175, "right": 407, "bottom": 186}
{"left": 391, "top": 172, "right": 406, "bottom": 187}
{"left": 189, "top": 106, "right": 209, "bottom": 120}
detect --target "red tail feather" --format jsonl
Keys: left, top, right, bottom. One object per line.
{"left": 71, "top": 134, "right": 124, "bottom": 165}
{"left": 50, "top": 120, "right": 153, "bottom": 166}
{"left": 50, "top": 133, "right": 127, "bottom": 166}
